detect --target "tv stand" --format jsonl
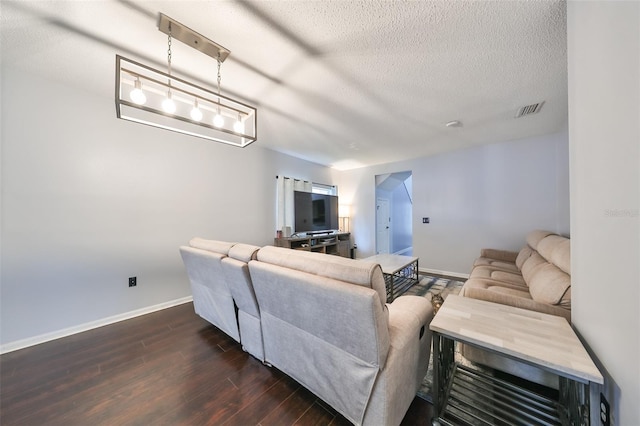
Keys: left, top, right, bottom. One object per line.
{"left": 274, "top": 232, "right": 352, "bottom": 258}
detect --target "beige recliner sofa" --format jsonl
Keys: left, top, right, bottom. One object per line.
{"left": 460, "top": 230, "right": 571, "bottom": 387}
{"left": 248, "top": 246, "right": 434, "bottom": 426}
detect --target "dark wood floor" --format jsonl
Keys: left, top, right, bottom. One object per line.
{"left": 1, "top": 302, "right": 433, "bottom": 425}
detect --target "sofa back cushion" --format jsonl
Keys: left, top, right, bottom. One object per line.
{"left": 527, "top": 263, "right": 571, "bottom": 306}
{"left": 551, "top": 239, "right": 571, "bottom": 275}
{"left": 228, "top": 243, "right": 260, "bottom": 263}
{"left": 521, "top": 253, "right": 547, "bottom": 284}
{"left": 189, "top": 238, "right": 235, "bottom": 255}
{"left": 222, "top": 243, "right": 261, "bottom": 317}
{"left": 256, "top": 246, "right": 387, "bottom": 308}
{"left": 537, "top": 236, "right": 571, "bottom": 275}
{"left": 526, "top": 230, "right": 554, "bottom": 250}
{"left": 515, "top": 246, "right": 534, "bottom": 270}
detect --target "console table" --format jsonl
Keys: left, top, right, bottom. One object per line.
{"left": 430, "top": 295, "right": 603, "bottom": 425}
{"left": 363, "top": 254, "right": 419, "bottom": 302}
{"left": 274, "top": 232, "right": 351, "bottom": 258}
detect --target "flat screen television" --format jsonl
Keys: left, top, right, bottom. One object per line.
{"left": 294, "top": 191, "right": 339, "bottom": 234}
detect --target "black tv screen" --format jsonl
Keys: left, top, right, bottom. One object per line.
{"left": 294, "top": 191, "right": 339, "bottom": 233}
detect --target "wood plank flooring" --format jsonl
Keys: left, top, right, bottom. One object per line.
{"left": 0, "top": 302, "right": 433, "bottom": 425}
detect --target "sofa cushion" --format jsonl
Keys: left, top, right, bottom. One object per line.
{"left": 520, "top": 253, "right": 547, "bottom": 284}
{"left": 528, "top": 263, "right": 571, "bottom": 305}
{"left": 469, "top": 267, "right": 526, "bottom": 286}
{"left": 536, "top": 235, "right": 571, "bottom": 275}
{"left": 515, "top": 246, "right": 534, "bottom": 270}
{"left": 228, "top": 243, "right": 260, "bottom": 263}
{"left": 526, "top": 230, "right": 554, "bottom": 250}
{"left": 491, "top": 270, "right": 526, "bottom": 285}
{"left": 462, "top": 278, "right": 533, "bottom": 294}
{"left": 473, "top": 258, "right": 519, "bottom": 272}
{"left": 469, "top": 265, "right": 526, "bottom": 286}
{"left": 537, "top": 235, "right": 565, "bottom": 259}
{"left": 484, "top": 286, "right": 533, "bottom": 299}
{"left": 257, "top": 246, "right": 387, "bottom": 307}
{"left": 550, "top": 239, "right": 571, "bottom": 275}
{"left": 189, "top": 238, "right": 235, "bottom": 255}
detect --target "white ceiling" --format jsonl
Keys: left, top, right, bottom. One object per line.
{"left": 1, "top": 0, "right": 567, "bottom": 170}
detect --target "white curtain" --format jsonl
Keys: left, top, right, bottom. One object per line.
{"left": 276, "top": 176, "right": 312, "bottom": 234}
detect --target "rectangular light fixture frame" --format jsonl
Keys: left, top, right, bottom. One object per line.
{"left": 115, "top": 55, "right": 257, "bottom": 147}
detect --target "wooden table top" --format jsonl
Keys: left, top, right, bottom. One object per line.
{"left": 430, "top": 295, "right": 603, "bottom": 384}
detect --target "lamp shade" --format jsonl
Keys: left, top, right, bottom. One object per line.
{"left": 339, "top": 204, "right": 351, "bottom": 218}
{"left": 115, "top": 55, "right": 257, "bottom": 147}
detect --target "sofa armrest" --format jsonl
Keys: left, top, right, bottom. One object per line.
{"left": 479, "top": 248, "right": 518, "bottom": 263}
{"left": 463, "top": 287, "right": 571, "bottom": 322}
{"left": 366, "top": 296, "right": 434, "bottom": 425}
{"left": 389, "top": 295, "right": 435, "bottom": 327}
{"left": 384, "top": 296, "right": 434, "bottom": 370}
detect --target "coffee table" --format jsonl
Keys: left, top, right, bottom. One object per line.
{"left": 363, "top": 254, "right": 419, "bottom": 302}
{"left": 430, "top": 295, "right": 603, "bottom": 425}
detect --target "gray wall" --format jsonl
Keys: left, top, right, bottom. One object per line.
{"left": 568, "top": 2, "right": 639, "bottom": 424}
{"left": 337, "top": 130, "right": 570, "bottom": 275}
{"left": 0, "top": 66, "right": 332, "bottom": 348}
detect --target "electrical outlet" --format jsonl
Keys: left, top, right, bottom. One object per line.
{"left": 600, "top": 393, "right": 610, "bottom": 426}
{"left": 422, "top": 217, "right": 430, "bottom": 224}
{"left": 129, "top": 277, "right": 137, "bottom": 287}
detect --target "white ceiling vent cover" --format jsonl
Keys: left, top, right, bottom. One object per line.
{"left": 515, "top": 101, "right": 545, "bottom": 118}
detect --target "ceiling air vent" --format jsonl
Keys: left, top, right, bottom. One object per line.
{"left": 515, "top": 101, "right": 545, "bottom": 118}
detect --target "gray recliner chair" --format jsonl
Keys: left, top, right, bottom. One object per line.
{"left": 179, "top": 239, "right": 239, "bottom": 342}
{"left": 249, "top": 246, "right": 434, "bottom": 426}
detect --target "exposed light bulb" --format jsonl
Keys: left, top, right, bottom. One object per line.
{"left": 233, "top": 118, "right": 244, "bottom": 133}
{"left": 213, "top": 112, "right": 224, "bottom": 128}
{"left": 129, "top": 78, "right": 146, "bottom": 105}
{"left": 162, "top": 91, "right": 176, "bottom": 114}
{"left": 190, "top": 100, "right": 203, "bottom": 121}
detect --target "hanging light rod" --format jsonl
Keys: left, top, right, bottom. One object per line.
{"left": 157, "top": 13, "right": 230, "bottom": 63}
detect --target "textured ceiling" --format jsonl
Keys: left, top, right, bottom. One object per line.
{"left": 1, "top": 0, "right": 567, "bottom": 170}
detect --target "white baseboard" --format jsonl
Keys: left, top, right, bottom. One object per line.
{"left": 420, "top": 267, "right": 469, "bottom": 280}
{"left": 0, "top": 296, "right": 193, "bottom": 355}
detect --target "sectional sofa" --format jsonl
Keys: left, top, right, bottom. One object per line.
{"left": 179, "top": 239, "right": 434, "bottom": 426}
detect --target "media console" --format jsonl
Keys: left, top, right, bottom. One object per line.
{"left": 274, "top": 232, "right": 352, "bottom": 258}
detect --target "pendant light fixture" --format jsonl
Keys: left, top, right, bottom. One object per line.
{"left": 115, "top": 13, "right": 257, "bottom": 147}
